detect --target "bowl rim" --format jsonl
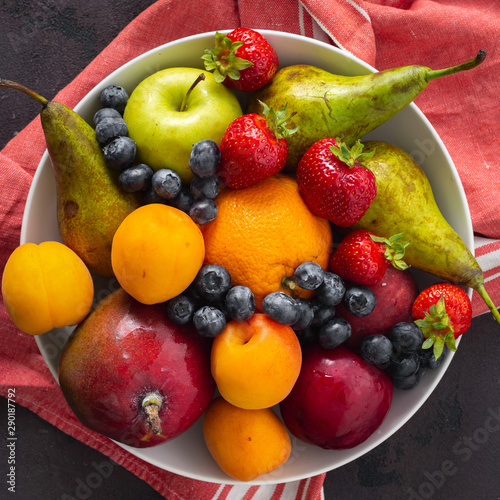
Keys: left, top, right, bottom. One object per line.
{"left": 20, "top": 29, "right": 474, "bottom": 485}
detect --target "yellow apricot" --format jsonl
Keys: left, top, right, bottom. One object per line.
{"left": 111, "top": 204, "right": 205, "bottom": 305}
{"left": 211, "top": 314, "right": 302, "bottom": 410}
{"left": 2, "top": 241, "right": 94, "bottom": 335}
{"left": 203, "top": 397, "right": 291, "bottom": 481}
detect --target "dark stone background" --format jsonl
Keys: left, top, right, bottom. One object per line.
{"left": 1, "top": 2, "right": 499, "bottom": 499}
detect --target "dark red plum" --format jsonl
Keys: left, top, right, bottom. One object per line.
{"left": 337, "top": 265, "right": 419, "bottom": 350}
{"left": 280, "top": 344, "right": 393, "bottom": 449}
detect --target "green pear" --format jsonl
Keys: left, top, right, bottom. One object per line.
{"left": 351, "top": 140, "right": 500, "bottom": 325}
{"left": 247, "top": 51, "right": 486, "bottom": 169}
{"left": 0, "top": 79, "right": 140, "bottom": 277}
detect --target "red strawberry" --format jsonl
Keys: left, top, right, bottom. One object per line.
{"left": 218, "top": 101, "right": 296, "bottom": 189}
{"left": 296, "top": 138, "right": 377, "bottom": 227}
{"left": 202, "top": 28, "right": 279, "bottom": 92}
{"left": 412, "top": 283, "right": 472, "bottom": 359}
{"left": 330, "top": 230, "right": 409, "bottom": 285}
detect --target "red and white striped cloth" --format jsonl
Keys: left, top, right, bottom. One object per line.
{"left": 1, "top": 1, "right": 499, "bottom": 498}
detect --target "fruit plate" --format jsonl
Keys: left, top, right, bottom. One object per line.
{"left": 20, "top": 30, "right": 474, "bottom": 484}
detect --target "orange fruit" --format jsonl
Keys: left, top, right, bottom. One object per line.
{"left": 111, "top": 204, "right": 205, "bottom": 304}
{"left": 203, "top": 397, "right": 291, "bottom": 481}
{"left": 201, "top": 174, "right": 333, "bottom": 309}
{"left": 2, "top": 241, "right": 94, "bottom": 335}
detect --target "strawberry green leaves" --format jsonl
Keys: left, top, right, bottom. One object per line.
{"left": 258, "top": 100, "right": 298, "bottom": 140}
{"left": 329, "top": 137, "right": 376, "bottom": 167}
{"left": 415, "top": 295, "right": 457, "bottom": 360}
{"left": 202, "top": 28, "right": 279, "bottom": 92}
{"left": 202, "top": 32, "right": 253, "bottom": 83}
{"left": 369, "top": 232, "right": 410, "bottom": 271}
{"left": 412, "top": 283, "right": 472, "bottom": 359}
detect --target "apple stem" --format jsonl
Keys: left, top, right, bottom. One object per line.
{"left": 142, "top": 393, "right": 163, "bottom": 435}
{"left": 180, "top": 73, "right": 206, "bottom": 112}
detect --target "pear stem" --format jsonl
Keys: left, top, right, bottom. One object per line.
{"left": 474, "top": 283, "right": 500, "bottom": 326}
{"left": 426, "top": 50, "right": 486, "bottom": 82}
{"left": 142, "top": 392, "right": 163, "bottom": 435}
{"left": 179, "top": 73, "right": 205, "bottom": 112}
{"left": 0, "top": 78, "right": 49, "bottom": 107}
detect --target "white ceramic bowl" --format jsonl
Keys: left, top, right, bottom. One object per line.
{"left": 20, "top": 30, "right": 474, "bottom": 485}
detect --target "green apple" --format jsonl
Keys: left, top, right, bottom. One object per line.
{"left": 123, "top": 67, "right": 242, "bottom": 183}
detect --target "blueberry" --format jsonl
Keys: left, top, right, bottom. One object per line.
{"left": 343, "top": 285, "right": 376, "bottom": 317}
{"left": 190, "top": 198, "right": 218, "bottom": 224}
{"left": 118, "top": 163, "right": 154, "bottom": 192}
{"left": 294, "top": 262, "right": 325, "bottom": 290}
{"left": 166, "top": 294, "right": 197, "bottom": 325}
{"left": 419, "top": 346, "right": 447, "bottom": 369}
{"left": 194, "top": 264, "right": 232, "bottom": 302}
{"left": 211, "top": 299, "right": 232, "bottom": 321}
{"left": 168, "top": 185, "right": 194, "bottom": 214}
{"left": 319, "top": 317, "right": 351, "bottom": 349}
{"left": 189, "top": 139, "right": 221, "bottom": 177}
{"left": 95, "top": 116, "right": 128, "bottom": 145}
{"left": 152, "top": 169, "right": 182, "bottom": 200}
{"left": 193, "top": 306, "right": 226, "bottom": 337}
{"left": 225, "top": 286, "right": 255, "bottom": 321}
{"left": 184, "top": 280, "right": 203, "bottom": 302}
{"left": 141, "top": 186, "right": 169, "bottom": 205}
{"left": 93, "top": 107, "right": 121, "bottom": 127}
{"left": 190, "top": 175, "right": 219, "bottom": 200}
{"left": 100, "top": 85, "right": 129, "bottom": 114}
{"left": 360, "top": 334, "right": 393, "bottom": 368}
{"left": 388, "top": 322, "right": 425, "bottom": 354}
{"left": 392, "top": 371, "right": 421, "bottom": 390}
{"left": 315, "top": 272, "right": 346, "bottom": 307}
{"left": 310, "top": 301, "right": 336, "bottom": 328}
{"left": 294, "top": 326, "right": 317, "bottom": 345}
{"left": 102, "top": 136, "right": 137, "bottom": 170}
{"left": 387, "top": 352, "right": 420, "bottom": 378}
{"left": 262, "top": 292, "right": 301, "bottom": 325}
{"left": 291, "top": 298, "right": 314, "bottom": 330}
